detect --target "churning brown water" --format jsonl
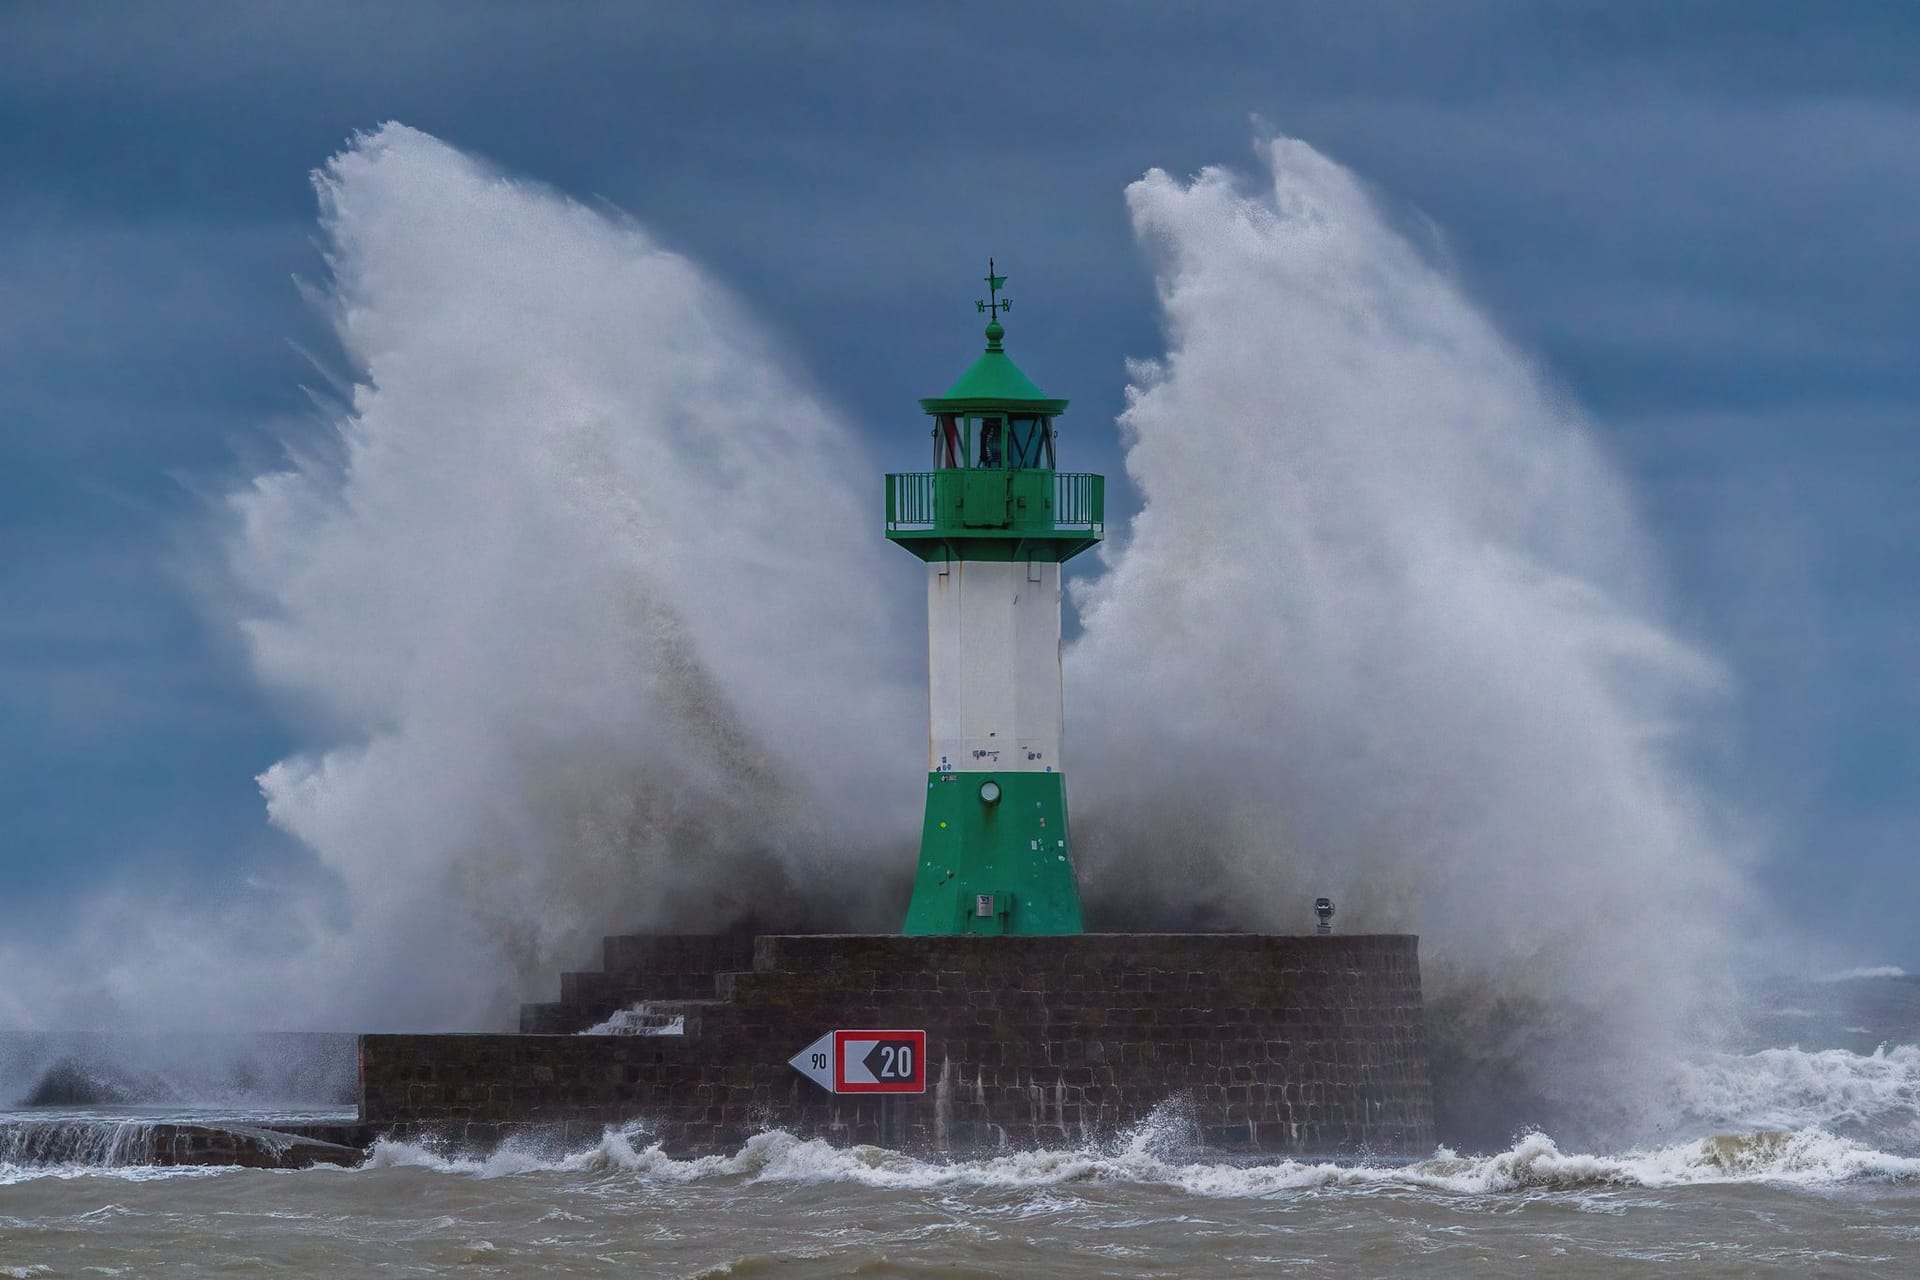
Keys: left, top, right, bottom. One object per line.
{"left": 4, "top": 1114, "right": 1920, "bottom": 1278}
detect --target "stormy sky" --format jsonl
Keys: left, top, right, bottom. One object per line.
{"left": 2, "top": 3, "right": 1915, "bottom": 962}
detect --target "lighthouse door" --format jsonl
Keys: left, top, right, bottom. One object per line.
{"left": 961, "top": 470, "right": 1011, "bottom": 526}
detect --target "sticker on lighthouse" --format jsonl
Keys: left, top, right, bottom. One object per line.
{"left": 788, "top": 1029, "right": 927, "bottom": 1094}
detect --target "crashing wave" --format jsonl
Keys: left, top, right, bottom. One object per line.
{"left": 1670, "top": 1044, "right": 1920, "bottom": 1141}
{"left": 362, "top": 1121, "right": 1920, "bottom": 1194}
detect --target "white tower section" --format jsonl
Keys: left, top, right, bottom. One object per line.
{"left": 926, "top": 560, "right": 1063, "bottom": 776}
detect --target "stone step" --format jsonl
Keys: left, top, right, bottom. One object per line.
{"left": 520, "top": 997, "right": 725, "bottom": 1036}
{"left": 600, "top": 934, "right": 757, "bottom": 984}
{"left": 521, "top": 934, "right": 762, "bottom": 1034}
{"left": 518, "top": 1002, "right": 573, "bottom": 1034}
{"left": 576, "top": 999, "right": 720, "bottom": 1037}
{"left": 558, "top": 969, "right": 612, "bottom": 1005}
{"left": 522, "top": 940, "right": 768, "bottom": 1043}
{"left": 525, "top": 974, "right": 753, "bottom": 1034}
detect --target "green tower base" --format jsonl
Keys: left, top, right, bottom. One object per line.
{"left": 904, "top": 771, "right": 1084, "bottom": 935}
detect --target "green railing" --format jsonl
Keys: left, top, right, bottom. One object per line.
{"left": 1052, "top": 471, "right": 1103, "bottom": 532}
{"left": 885, "top": 471, "right": 1103, "bottom": 536}
{"left": 887, "top": 470, "right": 941, "bottom": 529}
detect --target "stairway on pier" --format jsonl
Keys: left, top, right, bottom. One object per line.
{"left": 518, "top": 934, "right": 755, "bottom": 1034}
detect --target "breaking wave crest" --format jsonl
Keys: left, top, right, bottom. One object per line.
{"left": 1672, "top": 1044, "right": 1920, "bottom": 1141}
{"left": 363, "top": 1122, "right": 1920, "bottom": 1195}
{"left": 9, "top": 1123, "right": 1914, "bottom": 1194}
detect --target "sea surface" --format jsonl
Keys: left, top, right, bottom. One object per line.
{"left": 5, "top": 1062, "right": 1920, "bottom": 1279}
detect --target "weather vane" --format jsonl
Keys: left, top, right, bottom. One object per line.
{"left": 976, "top": 259, "right": 1011, "bottom": 323}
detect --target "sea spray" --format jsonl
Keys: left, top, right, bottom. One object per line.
{"left": 0, "top": 1034, "right": 356, "bottom": 1114}
{"left": 1673, "top": 1044, "right": 1920, "bottom": 1141}
{"left": 219, "top": 124, "right": 924, "bottom": 1029}
{"left": 1067, "top": 136, "right": 1752, "bottom": 1145}
{"left": 0, "top": 124, "right": 922, "bottom": 1037}
{"left": 0, "top": 126, "right": 1764, "bottom": 1152}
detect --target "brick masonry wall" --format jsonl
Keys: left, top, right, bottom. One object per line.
{"left": 365, "top": 933, "right": 1433, "bottom": 1158}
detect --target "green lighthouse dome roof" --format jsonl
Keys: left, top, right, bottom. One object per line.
{"left": 918, "top": 329, "right": 1070, "bottom": 415}
{"left": 919, "top": 265, "right": 1070, "bottom": 416}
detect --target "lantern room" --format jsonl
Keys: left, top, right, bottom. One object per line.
{"left": 885, "top": 266, "right": 1102, "bottom": 563}
{"left": 921, "top": 315, "right": 1069, "bottom": 473}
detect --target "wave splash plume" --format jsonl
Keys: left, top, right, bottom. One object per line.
{"left": 0, "top": 127, "right": 1776, "bottom": 1156}
{"left": 0, "top": 124, "right": 921, "bottom": 1040}
{"left": 1069, "top": 136, "right": 1752, "bottom": 1143}
{"left": 230, "top": 125, "right": 925, "bottom": 1030}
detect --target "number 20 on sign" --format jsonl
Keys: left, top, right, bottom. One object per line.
{"left": 787, "top": 1029, "right": 927, "bottom": 1094}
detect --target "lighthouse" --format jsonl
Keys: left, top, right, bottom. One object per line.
{"left": 884, "top": 264, "right": 1104, "bottom": 935}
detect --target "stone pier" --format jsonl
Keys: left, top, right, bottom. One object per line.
{"left": 358, "top": 933, "right": 1434, "bottom": 1157}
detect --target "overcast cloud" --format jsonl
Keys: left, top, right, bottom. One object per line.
{"left": 1, "top": 2, "right": 1914, "bottom": 961}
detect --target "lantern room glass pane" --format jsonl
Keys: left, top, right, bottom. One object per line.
{"left": 1008, "top": 415, "right": 1050, "bottom": 469}
{"left": 975, "top": 416, "right": 1004, "bottom": 469}
{"left": 934, "top": 415, "right": 964, "bottom": 469}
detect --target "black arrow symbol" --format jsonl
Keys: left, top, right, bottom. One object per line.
{"left": 862, "top": 1039, "right": 914, "bottom": 1082}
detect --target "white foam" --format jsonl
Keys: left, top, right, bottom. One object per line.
{"left": 1670, "top": 1044, "right": 1920, "bottom": 1139}
{"left": 359, "top": 1118, "right": 1920, "bottom": 1196}
{"left": 0, "top": 1161, "right": 235, "bottom": 1187}
{"left": 1064, "top": 133, "right": 1751, "bottom": 1134}
{"left": 364, "top": 1124, "right": 748, "bottom": 1181}
{"left": 579, "top": 1004, "right": 686, "bottom": 1036}
{"left": 0, "top": 123, "right": 922, "bottom": 1035}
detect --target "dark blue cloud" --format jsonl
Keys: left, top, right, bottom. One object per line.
{"left": 1, "top": 1, "right": 1916, "bottom": 955}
